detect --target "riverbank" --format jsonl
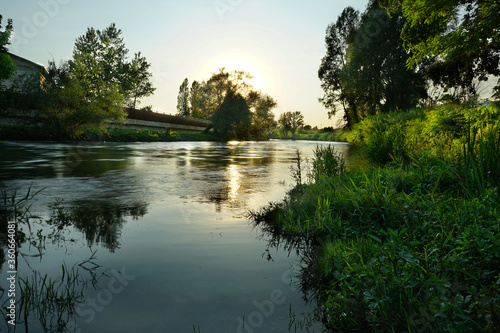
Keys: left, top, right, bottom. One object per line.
{"left": 250, "top": 103, "right": 500, "bottom": 332}
{"left": 268, "top": 127, "right": 348, "bottom": 142}
{"left": 0, "top": 124, "right": 222, "bottom": 142}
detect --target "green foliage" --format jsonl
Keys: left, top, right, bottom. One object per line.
{"left": 71, "top": 23, "right": 155, "bottom": 108}
{"left": 183, "top": 68, "right": 278, "bottom": 140}
{"left": 347, "top": 108, "right": 426, "bottom": 164}
{"left": 177, "top": 78, "right": 190, "bottom": 116}
{"left": 348, "top": 104, "right": 500, "bottom": 166}
{"left": 269, "top": 127, "right": 348, "bottom": 142}
{"left": 278, "top": 111, "right": 304, "bottom": 135}
{"left": 0, "top": 15, "right": 13, "bottom": 52}
{"left": 211, "top": 89, "right": 251, "bottom": 140}
{"left": 319, "top": 1, "right": 427, "bottom": 128}
{"left": 380, "top": 0, "right": 500, "bottom": 98}
{"left": 0, "top": 51, "right": 15, "bottom": 84}
{"left": 40, "top": 61, "right": 126, "bottom": 140}
{"left": 122, "top": 52, "right": 155, "bottom": 108}
{"left": 0, "top": 15, "right": 15, "bottom": 94}
{"left": 312, "top": 145, "right": 346, "bottom": 181}
{"left": 252, "top": 164, "right": 500, "bottom": 331}
{"left": 90, "top": 128, "right": 179, "bottom": 142}
{"left": 251, "top": 102, "right": 500, "bottom": 332}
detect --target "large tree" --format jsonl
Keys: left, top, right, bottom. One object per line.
{"left": 318, "top": 7, "right": 360, "bottom": 124}
{"left": 319, "top": 1, "right": 427, "bottom": 128}
{"left": 211, "top": 89, "right": 251, "bottom": 139}
{"left": 189, "top": 80, "right": 209, "bottom": 119}
{"left": 71, "top": 23, "right": 155, "bottom": 107}
{"left": 40, "top": 61, "right": 125, "bottom": 140}
{"left": 379, "top": 0, "right": 500, "bottom": 99}
{"left": 278, "top": 111, "right": 304, "bottom": 135}
{"left": 185, "top": 68, "right": 278, "bottom": 139}
{"left": 343, "top": 2, "right": 427, "bottom": 115}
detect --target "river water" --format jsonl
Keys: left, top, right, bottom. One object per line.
{"left": 0, "top": 140, "right": 358, "bottom": 333}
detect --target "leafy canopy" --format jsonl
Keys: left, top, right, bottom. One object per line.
{"left": 71, "top": 23, "right": 155, "bottom": 107}
{"left": 178, "top": 68, "right": 278, "bottom": 140}
{"left": 319, "top": 1, "right": 427, "bottom": 128}
{"left": 40, "top": 61, "right": 126, "bottom": 140}
{"left": 379, "top": 0, "right": 500, "bottom": 98}
{"left": 0, "top": 15, "right": 16, "bottom": 85}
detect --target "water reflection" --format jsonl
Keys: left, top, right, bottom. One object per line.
{"left": 46, "top": 200, "right": 148, "bottom": 252}
{"left": 0, "top": 140, "right": 359, "bottom": 332}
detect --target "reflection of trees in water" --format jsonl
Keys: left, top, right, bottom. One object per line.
{"left": 47, "top": 200, "right": 148, "bottom": 252}
{"left": 0, "top": 188, "right": 146, "bottom": 331}
{"left": 0, "top": 189, "right": 105, "bottom": 331}
{"left": 249, "top": 208, "right": 327, "bottom": 330}
{"left": 184, "top": 145, "right": 278, "bottom": 211}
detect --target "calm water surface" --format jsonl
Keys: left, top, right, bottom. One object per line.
{"left": 0, "top": 140, "right": 358, "bottom": 333}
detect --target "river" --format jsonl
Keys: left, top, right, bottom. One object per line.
{"left": 0, "top": 140, "right": 358, "bottom": 333}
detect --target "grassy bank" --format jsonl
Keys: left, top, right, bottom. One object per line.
{"left": 269, "top": 127, "right": 348, "bottom": 142}
{"left": 0, "top": 125, "right": 222, "bottom": 142}
{"left": 250, "top": 103, "right": 500, "bottom": 332}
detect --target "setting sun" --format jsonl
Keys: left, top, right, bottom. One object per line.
{"left": 203, "top": 52, "right": 270, "bottom": 92}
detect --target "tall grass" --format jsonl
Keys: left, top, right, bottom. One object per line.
{"left": 249, "top": 103, "right": 500, "bottom": 332}
{"left": 19, "top": 251, "right": 102, "bottom": 331}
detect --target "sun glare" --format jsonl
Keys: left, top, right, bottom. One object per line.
{"left": 203, "top": 53, "right": 269, "bottom": 91}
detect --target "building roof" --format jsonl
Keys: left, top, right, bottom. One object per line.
{"left": 7, "top": 52, "right": 46, "bottom": 71}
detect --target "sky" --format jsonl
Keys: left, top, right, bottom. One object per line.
{"left": 3, "top": 0, "right": 370, "bottom": 128}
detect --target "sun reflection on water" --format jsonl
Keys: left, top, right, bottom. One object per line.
{"left": 227, "top": 164, "right": 240, "bottom": 202}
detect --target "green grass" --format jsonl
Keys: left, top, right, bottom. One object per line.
{"left": 269, "top": 127, "right": 348, "bottom": 142}
{"left": 249, "top": 102, "right": 500, "bottom": 332}
{"left": 18, "top": 251, "right": 102, "bottom": 331}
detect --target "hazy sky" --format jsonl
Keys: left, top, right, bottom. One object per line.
{"left": 4, "top": 0, "right": 369, "bottom": 127}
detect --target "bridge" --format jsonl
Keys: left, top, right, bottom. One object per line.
{"left": 0, "top": 108, "right": 212, "bottom": 134}
{"left": 120, "top": 108, "right": 212, "bottom": 133}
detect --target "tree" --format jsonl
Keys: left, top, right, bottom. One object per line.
{"left": 196, "top": 68, "right": 255, "bottom": 119}
{"left": 189, "top": 80, "right": 209, "bottom": 119}
{"left": 211, "top": 89, "right": 251, "bottom": 139}
{"left": 123, "top": 52, "right": 155, "bottom": 108}
{"left": 379, "top": 0, "right": 500, "bottom": 99}
{"left": 251, "top": 93, "right": 278, "bottom": 130}
{"left": 318, "top": 7, "right": 360, "bottom": 123}
{"left": 176, "top": 78, "right": 190, "bottom": 116}
{"left": 279, "top": 111, "right": 304, "bottom": 135}
{"left": 71, "top": 23, "right": 155, "bottom": 106}
{"left": 0, "top": 15, "right": 16, "bottom": 84}
{"left": 185, "top": 68, "right": 278, "bottom": 139}
{"left": 40, "top": 61, "right": 126, "bottom": 140}
{"left": 319, "top": 2, "right": 427, "bottom": 128}
{"left": 343, "top": 2, "right": 427, "bottom": 115}
{"left": 0, "top": 15, "right": 13, "bottom": 52}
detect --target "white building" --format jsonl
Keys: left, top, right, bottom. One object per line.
{"left": 3, "top": 52, "right": 46, "bottom": 90}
